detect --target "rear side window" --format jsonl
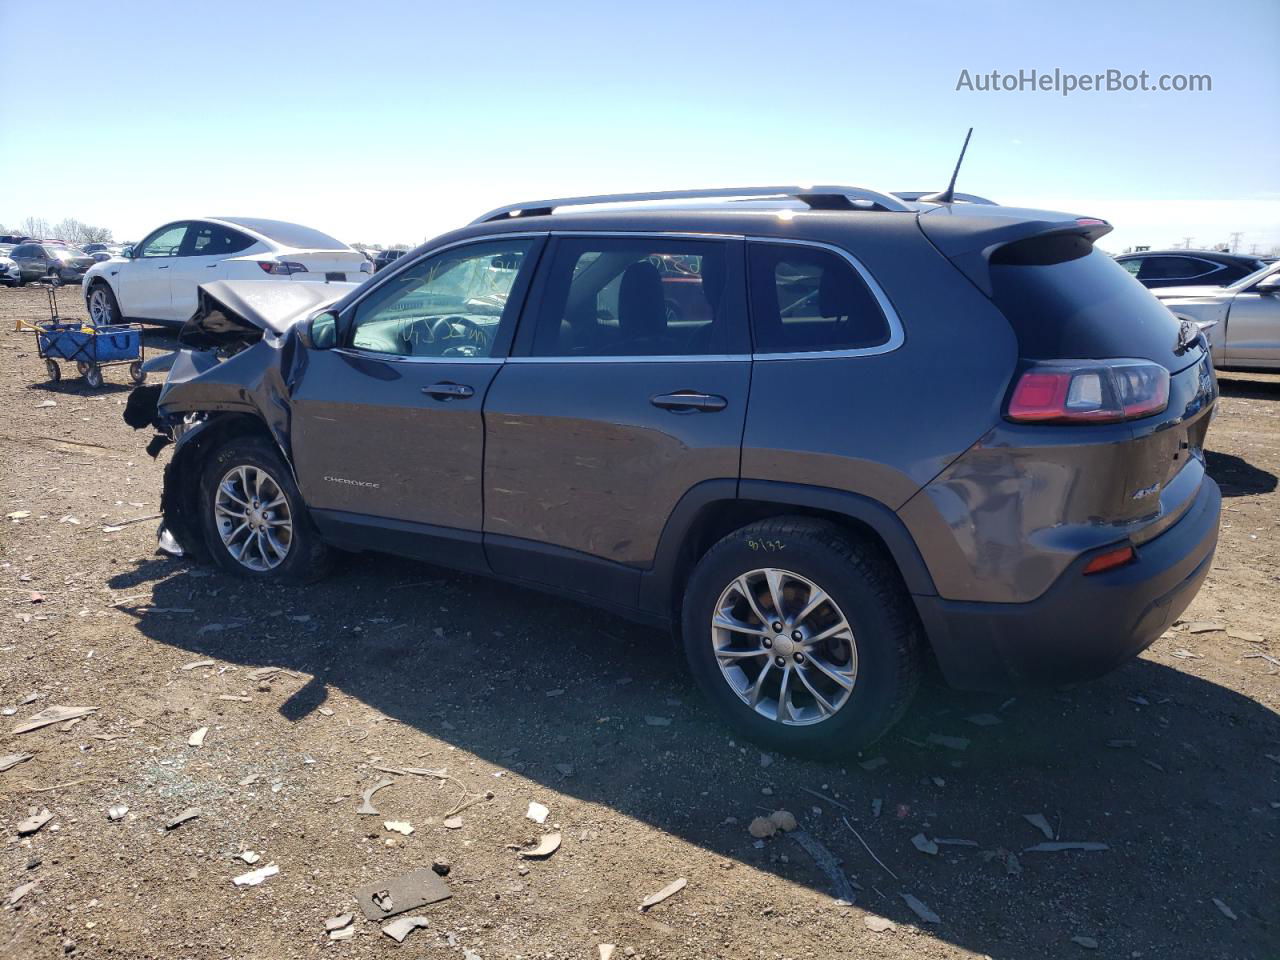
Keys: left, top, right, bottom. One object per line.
{"left": 529, "top": 237, "right": 745, "bottom": 358}
{"left": 186, "top": 223, "right": 255, "bottom": 257}
{"left": 989, "top": 243, "right": 1187, "bottom": 367}
{"left": 747, "top": 243, "right": 890, "bottom": 354}
{"left": 1137, "top": 256, "right": 1217, "bottom": 281}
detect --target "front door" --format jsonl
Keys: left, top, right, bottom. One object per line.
{"left": 118, "top": 222, "right": 189, "bottom": 320}
{"left": 483, "top": 235, "right": 750, "bottom": 606}
{"left": 289, "top": 235, "right": 544, "bottom": 569}
{"left": 1226, "top": 282, "right": 1280, "bottom": 368}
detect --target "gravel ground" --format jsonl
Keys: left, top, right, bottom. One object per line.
{"left": 0, "top": 283, "right": 1276, "bottom": 960}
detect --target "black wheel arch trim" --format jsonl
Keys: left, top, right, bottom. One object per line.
{"left": 639, "top": 478, "right": 938, "bottom": 618}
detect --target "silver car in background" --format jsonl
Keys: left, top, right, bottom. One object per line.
{"left": 1156, "top": 261, "right": 1280, "bottom": 370}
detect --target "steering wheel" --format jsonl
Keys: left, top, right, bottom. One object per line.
{"left": 427, "top": 315, "right": 492, "bottom": 357}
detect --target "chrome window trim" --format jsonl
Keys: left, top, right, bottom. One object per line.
{"left": 332, "top": 349, "right": 505, "bottom": 365}
{"left": 745, "top": 236, "right": 904, "bottom": 360}
{"left": 507, "top": 354, "right": 751, "bottom": 364}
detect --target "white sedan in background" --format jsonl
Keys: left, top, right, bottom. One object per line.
{"left": 1155, "top": 261, "right": 1280, "bottom": 371}
{"left": 82, "top": 217, "right": 371, "bottom": 326}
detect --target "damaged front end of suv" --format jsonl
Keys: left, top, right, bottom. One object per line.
{"left": 123, "top": 280, "right": 355, "bottom": 559}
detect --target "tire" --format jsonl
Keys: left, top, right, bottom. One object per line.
{"left": 83, "top": 364, "right": 103, "bottom": 388}
{"left": 197, "top": 435, "right": 332, "bottom": 583}
{"left": 45, "top": 360, "right": 61, "bottom": 382}
{"left": 128, "top": 361, "right": 145, "bottom": 385}
{"left": 87, "top": 282, "right": 122, "bottom": 326}
{"left": 681, "top": 517, "right": 923, "bottom": 757}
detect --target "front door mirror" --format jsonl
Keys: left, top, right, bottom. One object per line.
{"left": 1254, "top": 274, "right": 1280, "bottom": 295}
{"left": 300, "top": 310, "right": 339, "bottom": 349}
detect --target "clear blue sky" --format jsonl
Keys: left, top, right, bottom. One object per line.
{"left": 2, "top": 0, "right": 1277, "bottom": 253}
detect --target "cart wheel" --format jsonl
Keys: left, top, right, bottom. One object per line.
{"left": 76, "top": 361, "right": 89, "bottom": 376}
{"left": 129, "top": 361, "right": 145, "bottom": 385}
{"left": 83, "top": 364, "right": 103, "bottom": 389}
{"left": 45, "top": 360, "right": 61, "bottom": 383}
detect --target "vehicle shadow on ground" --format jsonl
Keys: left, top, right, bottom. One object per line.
{"left": 1217, "top": 372, "right": 1280, "bottom": 401}
{"left": 1205, "top": 449, "right": 1278, "bottom": 497}
{"left": 107, "top": 551, "right": 1279, "bottom": 958}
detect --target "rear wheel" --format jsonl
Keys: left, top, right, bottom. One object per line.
{"left": 83, "top": 364, "right": 103, "bottom": 388}
{"left": 87, "top": 282, "right": 121, "bottom": 325}
{"left": 681, "top": 517, "right": 923, "bottom": 757}
{"left": 128, "top": 361, "right": 145, "bottom": 385}
{"left": 45, "top": 360, "right": 60, "bottom": 382}
{"left": 198, "top": 436, "right": 332, "bottom": 582}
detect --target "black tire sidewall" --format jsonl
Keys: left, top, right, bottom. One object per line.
{"left": 197, "top": 437, "right": 321, "bottom": 582}
{"left": 682, "top": 527, "right": 911, "bottom": 756}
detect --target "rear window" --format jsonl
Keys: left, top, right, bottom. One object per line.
{"left": 989, "top": 240, "right": 1191, "bottom": 368}
{"left": 747, "top": 243, "right": 890, "bottom": 354}
{"left": 220, "top": 218, "right": 346, "bottom": 250}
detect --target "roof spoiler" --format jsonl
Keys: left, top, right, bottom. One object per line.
{"left": 918, "top": 210, "right": 1112, "bottom": 296}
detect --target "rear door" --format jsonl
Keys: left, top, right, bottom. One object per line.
{"left": 169, "top": 222, "right": 256, "bottom": 319}
{"left": 289, "top": 235, "right": 543, "bottom": 570}
{"left": 117, "top": 222, "right": 189, "bottom": 320}
{"left": 482, "top": 235, "right": 750, "bottom": 607}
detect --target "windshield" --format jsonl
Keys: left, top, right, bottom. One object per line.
{"left": 52, "top": 246, "right": 88, "bottom": 259}
{"left": 1228, "top": 259, "right": 1280, "bottom": 291}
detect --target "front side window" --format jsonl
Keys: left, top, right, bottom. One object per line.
{"left": 137, "top": 223, "right": 188, "bottom": 258}
{"left": 350, "top": 239, "right": 535, "bottom": 358}
{"left": 530, "top": 238, "right": 740, "bottom": 357}
{"left": 747, "top": 242, "right": 891, "bottom": 354}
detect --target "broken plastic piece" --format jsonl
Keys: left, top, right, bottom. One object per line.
{"left": 381, "top": 916, "right": 430, "bottom": 943}
{"left": 17, "top": 808, "right": 52, "bottom": 836}
{"left": 518, "top": 833, "right": 562, "bottom": 859}
{"left": 353, "top": 868, "right": 451, "bottom": 921}
{"left": 188, "top": 726, "right": 208, "bottom": 747}
{"left": 165, "top": 808, "right": 200, "bottom": 830}
{"left": 901, "top": 893, "right": 941, "bottom": 923}
{"left": 0, "top": 753, "right": 33, "bottom": 773}
{"left": 356, "top": 778, "right": 394, "bottom": 816}
{"left": 639, "top": 877, "right": 687, "bottom": 911}
{"left": 13, "top": 705, "right": 97, "bottom": 735}
{"left": 232, "top": 863, "right": 278, "bottom": 887}
{"left": 526, "top": 801, "right": 549, "bottom": 824}
{"left": 106, "top": 804, "right": 128, "bottom": 822}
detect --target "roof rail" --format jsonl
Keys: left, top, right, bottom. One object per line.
{"left": 893, "top": 191, "right": 998, "bottom": 205}
{"left": 470, "top": 185, "right": 913, "bottom": 224}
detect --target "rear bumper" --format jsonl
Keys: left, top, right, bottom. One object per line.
{"left": 915, "top": 476, "right": 1221, "bottom": 691}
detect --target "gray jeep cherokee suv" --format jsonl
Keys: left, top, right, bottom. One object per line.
{"left": 126, "top": 186, "right": 1221, "bottom": 756}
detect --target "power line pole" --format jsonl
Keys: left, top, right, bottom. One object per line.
{"left": 1181, "top": 237, "right": 1194, "bottom": 249}
{"left": 1229, "top": 232, "right": 1243, "bottom": 254}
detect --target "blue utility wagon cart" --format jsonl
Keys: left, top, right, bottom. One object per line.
{"left": 31, "top": 282, "right": 146, "bottom": 388}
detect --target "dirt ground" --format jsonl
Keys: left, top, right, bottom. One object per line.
{"left": 0, "top": 283, "right": 1276, "bottom": 960}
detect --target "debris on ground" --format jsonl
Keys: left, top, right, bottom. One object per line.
{"left": 353, "top": 868, "right": 451, "bottom": 921}
{"left": 1071, "top": 935, "right": 1100, "bottom": 949}
{"left": 843, "top": 816, "right": 900, "bottom": 880}
{"left": 0, "top": 753, "right": 33, "bottom": 773}
{"left": 1186, "top": 621, "right": 1224, "bottom": 633}
{"left": 384, "top": 820, "right": 414, "bottom": 835}
{"left": 526, "top": 800, "right": 549, "bottom": 824}
{"left": 965, "top": 713, "right": 1002, "bottom": 727}
{"left": 381, "top": 916, "right": 430, "bottom": 943}
{"left": 901, "top": 893, "right": 941, "bottom": 923}
{"left": 5, "top": 880, "right": 39, "bottom": 908}
{"left": 238, "top": 851, "right": 260, "bottom": 864}
{"left": 187, "top": 726, "right": 208, "bottom": 747}
{"left": 326, "top": 913, "right": 354, "bottom": 932}
{"left": 356, "top": 778, "right": 395, "bottom": 816}
{"left": 13, "top": 705, "right": 97, "bottom": 735}
{"left": 859, "top": 757, "right": 888, "bottom": 771}
{"left": 17, "top": 808, "right": 52, "bottom": 836}
{"left": 643, "top": 715, "right": 672, "bottom": 727}
{"left": 639, "top": 877, "right": 687, "bottom": 911}
{"left": 768, "top": 810, "right": 797, "bottom": 832}
{"left": 443, "top": 816, "right": 463, "bottom": 830}
{"left": 864, "top": 915, "right": 895, "bottom": 932}
{"left": 1212, "top": 898, "right": 1238, "bottom": 921}
{"left": 106, "top": 804, "right": 128, "bottom": 822}
{"left": 926, "top": 733, "right": 971, "bottom": 751}
{"left": 165, "top": 808, "right": 200, "bottom": 830}
{"left": 1024, "top": 841, "right": 1109, "bottom": 852}
{"left": 790, "top": 830, "right": 858, "bottom": 904}
{"left": 911, "top": 833, "right": 939, "bottom": 855}
{"left": 554, "top": 763, "right": 574, "bottom": 777}
{"left": 1227, "top": 628, "right": 1265, "bottom": 643}
{"left": 518, "top": 833, "right": 561, "bottom": 859}
{"left": 748, "top": 816, "right": 776, "bottom": 839}
{"left": 598, "top": 944, "right": 617, "bottom": 959}
{"left": 232, "top": 863, "right": 278, "bottom": 887}
{"left": 1171, "top": 648, "right": 1203, "bottom": 660}
{"left": 1022, "top": 813, "right": 1055, "bottom": 840}
{"left": 180, "top": 659, "right": 214, "bottom": 671}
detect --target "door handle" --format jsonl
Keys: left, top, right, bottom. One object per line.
{"left": 157, "top": 264, "right": 170, "bottom": 270}
{"left": 423, "top": 381, "right": 475, "bottom": 400}
{"left": 206, "top": 263, "right": 218, "bottom": 268}
{"left": 650, "top": 391, "right": 728, "bottom": 413}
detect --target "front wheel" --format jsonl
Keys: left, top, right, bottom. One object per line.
{"left": 197, "top": 436, "right": 332, "bottom": 582}
{"left": 45, "top": 360, "right": 61, "bottom": 382}
{"left": 83, "top": 364, "right": 103, "bottom": 388}
{"left": 87, "top": 282, "right": 122, "bottom": 325}
{"left": 681, "top": 517, "right": 923, "bottom": 757}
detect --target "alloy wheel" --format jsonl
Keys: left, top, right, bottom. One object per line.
{"left": 710, "top": 567, "right": 857, "bottom": 725}
{"left": 214, "top": 465, "right": 293, "bottom": 572}
{"left": 88, "top": 287, "right": 112, "bottom": 324}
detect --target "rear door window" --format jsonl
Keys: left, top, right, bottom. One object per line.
{"left": 1136, "top": 256, "right": 1217, "bottom": 281}
{"left": 184, "top": 223, "right": 255, "bottom": 257}
{"left": 528, "top": 237, "right": 746, "bottom": 357}
{"left": 747, "top": 242, "right": 891, "bottom": 354}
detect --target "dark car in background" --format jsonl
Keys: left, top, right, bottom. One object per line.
{"left": 130, "top": 185, "right": 1220, "bottom": 755}
{"left": 373, "top": 248, "right": 405, "bottom": 272}
{"left": 1116, "top": 249, "right": 1267, "bottom": 288}
{"left": 8, "top": 241, "right": 97, "bottom": 284}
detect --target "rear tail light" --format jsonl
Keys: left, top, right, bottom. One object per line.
{"left": 1006, "top": 359, "right": 1169, "bottom": 424}
{"left": 1082, "top": 544, "right": 1135, "bottom": 575}
{"left": 257, "top": 261, "right": 308, "bottom": 275}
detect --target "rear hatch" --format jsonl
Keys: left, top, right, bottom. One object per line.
{"left": 284, "top": 249, "right": 368, "bottom": 283}
{"left": 984, "top": 234, "right": 1215, "bottom": 535}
